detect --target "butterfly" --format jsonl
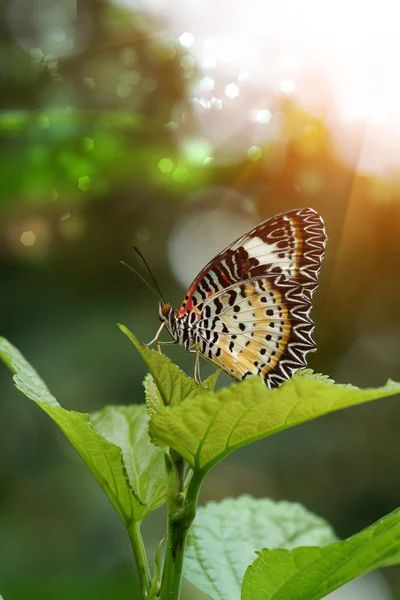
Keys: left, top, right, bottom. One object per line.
{"left": 144, "top": 207, "right": 327, "bottom": 389}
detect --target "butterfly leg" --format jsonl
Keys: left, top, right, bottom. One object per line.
{"left": 194, "top": 347, "right": 201, "bottom": 386}
{"left": 194, "top": 347, "right": 208, "bottom": 389}
{"left": 156, "top": 340, "right": 177, "bottom": 354}
{"left": 144, "top": 322, "right": 165, "bottom": 347}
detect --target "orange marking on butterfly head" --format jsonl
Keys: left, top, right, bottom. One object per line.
{"left": 161, "top": 303, "right": 172, "bottom": 317}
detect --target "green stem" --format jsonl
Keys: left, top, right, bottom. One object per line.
{"left": 127, "top": 520, "right": 152, "bottom": 599}
{"left": 159, "top": 454, "right": 204, "bottom": 600}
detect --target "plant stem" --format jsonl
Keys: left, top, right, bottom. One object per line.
{"left": 159, "top": 454, "right": 204, "bottom": 600}
{"left": 127, "top": 519, "right": 152, "bottom": 599}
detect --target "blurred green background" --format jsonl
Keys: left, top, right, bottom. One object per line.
{"left": 1, "top": 0, "right": 400, "bottom": 598}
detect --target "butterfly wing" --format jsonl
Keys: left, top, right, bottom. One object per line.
{"left": 194, "top": 277, "right": 316, "bottom": 388}
{"left": 177, "top": 207, "right": 327, "bottom": 388}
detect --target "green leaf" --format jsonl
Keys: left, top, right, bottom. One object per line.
{"left": 150, "top": 374, "right": 400, "bottom": 472}
{"left": 292, "top": 369, "right": 335, "bottom": 384}
{"left": 242, "top": 506, "right": 400, "bottom": 600}
{"left": 119, "top": 324, "right": 200, "bottom": 407}
{"left": 90, "top": 405, "right": 166, "bottom": 520}
{"left": 144, "top": 371, "right": 220, "bottom": 418}
{"left": 184, "top": 496, "right": 337, "bottom": 600}
{"left": 0, "top": 337, "right": 163, "bottom": 524}
{"left": 119, "top": 324, "right": 219, "bottom": 409}
{"left": 144, "top": 373, "right": 164, "bottom": 418}
{"left": 192, "top": 369, "right": 220, "bottom": 397}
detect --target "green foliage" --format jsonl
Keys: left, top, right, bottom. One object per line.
{"left": 0, "top": 337, "right": 165, "bottom": 524}
{"left": 119, "top": 325, "right": 219, "bottom": 409}
{"left": 90, "top": 405, "right": 166, "bottom": 520}
{"left": 149, "top": 371, "right": 400, "bottom": 473}
{"left": 2, "top": 327, "right": 400, "bottom": 600}
{"left": 183, "top": 496, "right": 337, "bottom": 600}
{"left": 242, "top": 506, "right": 400, "bottom": 599}
{"left": 144, "top": 372, "right": 164, "bottom": 417}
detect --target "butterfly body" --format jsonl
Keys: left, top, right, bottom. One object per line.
{"left": 157, "top": 207, "right": 327, "bottom": 389}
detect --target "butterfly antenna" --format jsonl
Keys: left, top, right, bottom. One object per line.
{"left": 132, "top": 246, "right": 165, "bottom": 303}
{"left": 120, "top": 261, "right": 162, "bottom": 300}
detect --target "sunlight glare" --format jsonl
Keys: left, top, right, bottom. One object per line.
{"left": 124, "top": 0, "right": 400, "bottom": 173}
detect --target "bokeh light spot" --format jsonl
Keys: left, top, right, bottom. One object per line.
{"left": 119, "top": 70, "right": 141, "bottom": 86}
{"left": 238, "top": 70, "right": 251, "bottom": 84}
{"left": 173, "top": 167, "right": 189, "bottom": 182}
{"left": 44, "top": 55, "right": 58, "bottom": 70}
{"left": 165, "top": 121, "right": 178, "bottom": 132}
{"left": 30, "top": 48, "right": 44, "bottom": 61}
{"left": 249, "top": 109, "right": 272, "bottom": 124}
{"left": 83, "top": 77, "right": 95, "bottom": 90}
{"left": 143, "top": 77, "right": 157, "bottom": 93}
{"left": 225, "top": 83, "right": 240, "bottom": 98}
{"left": 78, "top": 175, "right": 92, "bottom": 191}
{"left": 136, "top": 226, "right": 151, "bottom": 242}
{"left": 200, "top": 76, "right": 215, "bottom": 93}
{"left": 180, "top": 55, "right": 196, "bottom": 70}
{"left": 51, "top": 28, "right": 66, "bottom": 43}
{"left": 179, "top": 32, "right": 195, "bottom": 48}
{"left": 248, "top": 145, "right": 263, "bottom": 161}
{"left": 182, "top": 138, "right": 212, "bottom": 165}
{"left": 119, "top": 47, "right": 137, "bottom": 67}
{"left": 182, "top": 69, "right": 194, "bottom": 80}
{"left": 83, "top": 137, "right": 94, "bottom": 152}
{"left": 296, "top": 168, "right": 322, "bottom": 194}
{"left": 146, "top": 40, "right": 176, "bottom": 61}
{"left": 280, "top": 78, "right": 295, "bottom": 94}
{"left": 158, "top": 158, "right": 174, "bottom": 173}
{"left": 202, "top": 57, "right": 216, "bottom": 69}
{"left": 20, "top": 231, "right": 36, "bottom": 247}
{"left": 117, "top": 83, "right": 132, "bottom": 98}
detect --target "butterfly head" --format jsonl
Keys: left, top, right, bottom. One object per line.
{"left": 157, "top": 301, "right": 178, "bottom": 339}
{"left": 158, "top": 301, "right": 174, "bottom": 322}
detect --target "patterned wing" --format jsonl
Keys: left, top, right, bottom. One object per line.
{"left": 178, "top": 207, "right": 327, "bottom": 388}
{"left": 178, "top": 207, "right": 326, "bottom": 317}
